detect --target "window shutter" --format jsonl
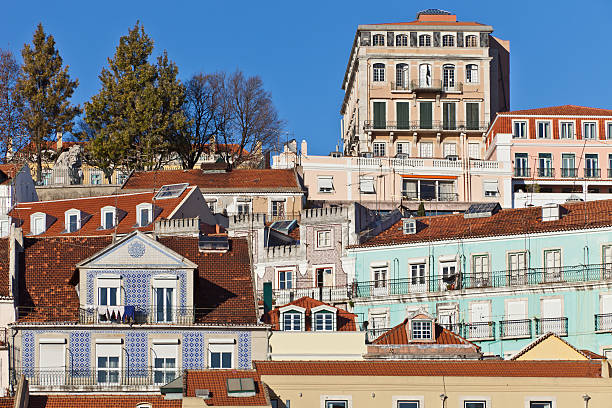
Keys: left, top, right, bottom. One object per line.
{"left": 397, "top": 102, "right": 410, "bottom": 129}
{"left": 360, "top": 31, "right": 371, "bottom": 46}
{"left": 457, "top": 32, "right": 464, "bottom": 47}
{"left": 373, "top": 102, "right": 386, "bottom": 129}
{"left": 466, "top": 103, "right": 479, "bottom": 130}
{"left": 433, "top": 32, "right": 441, "bottom": 47}
{"left": 409, "top": 32, "right": 417, "bottom": 47}
{"left": 480, "top": 33, "right": 489, "bottom": 47}
{"left": 420, "top": 102, "right": 432, "bottom": 129}
{"left": 387, "top": 32, "right": 394, "bottom": 46}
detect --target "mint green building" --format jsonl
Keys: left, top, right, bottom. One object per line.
{"left": 346, "top": 201, "right": 612, "bottom": 357}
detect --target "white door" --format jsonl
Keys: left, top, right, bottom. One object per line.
{"left": 541, "top": 298, "right": 563, "bottom": 334}
{"left": 506, "top": 300, "right": 527, "bottom": 337}
{"left": 544, "top": 250, "right": 561, "bottom": 282}
{"left": 39, "top": 343, "right": 65, "bottom": 386}
{"left": 469, "top": 303, "right": 490, "bottom": 338}
{"left": 601, "top": 295, "right": 612, "bottom": 331}
{"left": 508, "top": 252, "right": 527, "bottom": 285}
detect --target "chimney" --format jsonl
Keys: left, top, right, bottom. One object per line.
{"left": 56, "top": 132, "right": 63, "bottom": 151}
{"left": 301, "top": 140, "right": 308, "bottom": 156}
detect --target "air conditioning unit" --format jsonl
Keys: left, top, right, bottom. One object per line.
{"left": 445, "top": 155, "right": 459, "bottom": 161}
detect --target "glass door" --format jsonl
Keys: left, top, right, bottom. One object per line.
{"left": 561, "top": 154, "right": 576, "bottom": 177}
{"left": 155, "top": 287, "right": 174, "bottom": 323}
{"left": 538, "top": 153, "right": 553, "bottom": 177}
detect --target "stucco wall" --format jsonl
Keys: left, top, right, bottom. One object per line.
{"left": 268, "top": 332, "right": 366, "bottom": 360}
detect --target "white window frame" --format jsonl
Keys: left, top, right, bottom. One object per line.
{"left": 409, "top": 261, "right": 426, "bottom": 288}
{"left": 30, "top": 212, "right": 46, "bottom": 235}
{"left": 0, "top": 219, "right": 8, "bottom": 238}
{"left": 461, "top": 397, "right": 491, "bottom": 408}
{"left": 371, "top": 264, "right": 389, "bottom": 295}
{"left": 465, "top": 35, "right": 478, "bottom": 47}
{"left": 373, "top": 142, "right": 386, "bottom": 157}
{"left": 270, "top": 199, "right": 286, "bottom": 217}
{"left": 419, "top": 142, "right": 433, "bottom": 158}
{"left": 393, "top": 396, "right": 424, "bottom": 408}
{"left": 525, "top": 398, "right": 556, "bottom": 408}
{"left": 95, "top": 275, "right": 122, "bottom": 308}
{"left": 536, "top": 120, "right": 552, "bottom": 139}
{"left": 151, "top": 341, "right": 178, "bottom": 385}
{"left": 559, "top": 121, "right": 575, "bottom": 139}
{"left": 512, "top": 120, "right": 527, "bottom": 139}
{"left": 418, "top": 33, "right": 431, "bottom": 47}
{"left": 64, "top": 209, "right": 81, "bottom": 233}
{"left": 411, "top": 319, "right": 432, "bottom": 340}
{"left": 312, "top": 305, "right": 337, "bottom": 331}
{"left": 483, "top": 179, "right": 499, "bottom": 197}
{"left": 95, "top": 341, "right": 122, "bottom": 384}
{"left": 208, "top": 343, "right": 234, "bottom": 369}
{"left": 152, "top": 276, "right": 178, "bottom": 323}
{"left": 582, "top": 121, "right": 597, "bottom": 139}
{"left": 395, "top": 34, "right": 408, "bottom": 47}
{"left": 372, "top": 33, "right": 385, "bottom": 46}
{"left": 317, "top": 176, "right": 334, "bottom": 193}
{"left": 276, "top": 268, "right": 295, "bottom": 290}
{"left": 136, "top": 203, "right": 153, "bottom": 227}
{"left": 441, "top": 34, "right": 455, "bottom": 47}
{"left": 466, "top": 64, "right": 479, "bottom": 84}
{"left": 101, "top": 205, "right": 116, "bottom": 230}
{"left": 372, "top": 63, "right": 385, "bottom": 82}
{"left": 316, "top": 229, "right": 333, "bottom": 249}
{"left": 236, "top": 199, "right": 251, "bottom": 215}
{"left": 359, "top": 176, "right": 376, "bottom": 194}
{"left": 280, "top": 305, "right": 306, "bottom": 332}
{"left": 468, "top": 142, "right": 480, "bottom": 159}
{"left": 606, "top": 120, "right": 612, "bottom": 140}
{"left": 396, "top": 142, "right": 410, "bottom": 155}
{"left": 443, "top": 142, "right": 457, "bottom": 157}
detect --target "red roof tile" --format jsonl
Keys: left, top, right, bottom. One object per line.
{"left": 122, "top": 169, "right": 303, "bottom": 193}
{"left": 254, "top": 360, "right": 603, "bottom": 378}
{"left": 185, "top": 370, "right": 269, "bottom": 406}
{"left": 356, "top": 199, "right": 612, "bottom": 248}
{"left": 261, "top": 297, "right": 357, "bottom": 331}
{"left": 0, "top": 163, "right": 21, "bottom": 185}
{"left": 28, "top": 395, "right": 181, "bottom": 408}
{"left": 10, "top": 187, "right": 196, "bottom": 237}
{"left": 372, "top": 319, "right": 478, "bottom": 347}
{"left": 499, "top": 105, "right": 612, "bottom": 116}
{"left": 0, "top": 397, "right": 13, "bottom": 408}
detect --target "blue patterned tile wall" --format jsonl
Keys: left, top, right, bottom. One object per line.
{"left": 237, "top": 331, "right": 252, "bottom": 369}
{"left": 182, "top": 331, "right": 204, "bottom": 369}
{"left": 69, "top": 331, "right": 91, "bottom": 376}
{"left": 21, "top": 331, "right": 34, "bottom": 377}
{"left": 125, "top": 332, "right": 148, "bottom": 376}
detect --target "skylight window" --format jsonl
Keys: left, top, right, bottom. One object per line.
{"left": 226, "top": 377, "right": 256, "bottom": 396}
{"left": 154, "top": 183, "right": 188, "bottom": 199}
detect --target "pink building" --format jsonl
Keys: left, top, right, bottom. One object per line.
{"left": 485, "top": 105, "right": 612, "bottom": 207}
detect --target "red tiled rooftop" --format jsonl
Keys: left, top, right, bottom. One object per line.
{"left": 9, "top": 187, "right": 196, "bottom": 237}
{"left": 253, "top": 360, "right": 603, "bottom": 378}
{"left": 261, "top": 297, "right": 357, "bottom": 331}
{"left": 28, "top": 395, "right": 181, "bottom": 408}
{"left": 0, "top": 163, "right": 21, "bottom": 184}
{"left": 185, "top": 370, "right": 269, "bottom": 406}
{"left": 499, "top": 105, "right": 612, "bottom": 116}
{"left": 356, "top": 200, "right": 612, "bottom": 248}
{"left": 372, "top": 319, "right": 478, "bottom": 348}
{"left": 122, "top": 169, "right": 302, "bottom": 192}
{"left": 0, "top": 397, "right": 13, "bottom": 408}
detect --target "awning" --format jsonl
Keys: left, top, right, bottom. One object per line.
{"left": 360, "top": 177, "right": 375, "bottom": 193}
{"left": 318, "top": 177, "right": 333, "bottom": 190}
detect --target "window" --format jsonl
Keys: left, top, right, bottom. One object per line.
{"left": 537, "top": 121, "right": 551, "bottom": 139}
{"left": 396, "top": 142, "right": 410, "bottom": 155}
{"left": 314, "top": 312, "right": 334, "bottom": 331}
{"left": 585, "top": 153, "right": 599, "bottom": 177}
{"left": 101, "top": 206, "right": 116, "bottom": 230}
{"left": 419, "top": 142, "right": 433, "bottom": 158}
{"left": 278, "top": 270, "right": 293, "bottom": 289}
{"left": 206, "top": 200, "right": 216, "bottom": 213}
{"left": 136, "top": 203, "right": 153, "bottom": 227}
{"left": 42, "top": 170, "right": 51, "bottom": 186}
{"left": 315, "top": 267, "right": 332, "bottom": 287}
{"left": 544, "top": 249, "right": 561, "bottom": 281}
{"left": 419, "top": 101, "right": 433, "bottom": 129}
{"left": 473, "top": 255, "right": 490, "bottom": 286}
{"left": 373, "top": 101, "right": 386, "bottom": 129}
{"left": 208, "top": 343, "right": 233, "bottom": 369}
{"left": 396, "top": 34, "right": 408, "bottom": 46}
{"left": 372, "top": 34, "right": 384, "bottom": 46}
{"left": 508, "top": 252, "right": 527, "bottom": 285}
{"left": 318, "top": 176, "right": 333, "bottom": 193}
{"left": 442, "top": 34, "right": 454, "bottom": 47}
{"left": 607, "top": 122, "right": 612, "bottom": 139}
{"left": 443, "top": 142, "right": 456, "bottom": 158}
{"left": 396, "top": 102, "right": 410, "bottom": 129}
{"left": 418, "top": 34, "right": 431, "bottom": 47}
{"left": 359, "top": 176, "right": 375, "bottom": 194}
{"left": 410, "top": 263, "right": 426, "bottom": 286}
{"left": 152, "top": 343, "right": 177, "bottom": 385}
{"left": 583, "top": 121, "right": 597, "bottom": 139}
{"left": 316, "top": 230, "right": 332, "bottom": 248}
{"left": 464, "top": 402, "right": 486, "bottom": 408}
{"left": 373, "top": 142, "right": 386, "bottom": 157}
{"left": 559, "top": 121, "right": 574, "bottom": 139}
{"left": 0, "top": 220, "right": 8, "bottom": 238}
{"left": 604, "top": 245, "right": 612, "bottom": 277}
{"left": 411, "top": 320, "right": 432, "bottom": 339}
{"left": 443, "top": 103, "right": 456, "bottom": 130}
{"left": 271, "top": 200, "right": 285, "bottom": 217}
{"left": 442, "top": 64, "right": 455, "bottom": 90}
{"left": 398, "top": 401, "right": 420, "bottom": 408}
{"left": 468, "top": 143, "right": 480, "bottom": 159}
{"left": 155, "top": 183, "right": 189, "bottom": 199}
{"left": 483, "top": 180, "right": 498, "bottom": 197}
{"left": 530, "top": 402, "right": 552, "bottom": 408}
{"left": 237, "top": 202, "right": 250, "bottom": 215}
{"left": 154, "top": 286, "right": 175, "bottom": 323}
{"left": 465, "top": 35, "right": 478, "bottom": 47}
{"left": 513, "top": 121, "right": 527, "bottom": 138}
{"left": 99, "top": 286, "right": 118, "bottom": 307}
{"left": 372, "top": 266, "right": 388, "bottom": 290}
{"left": 466, "top": 64, "right": 479, "bottom": 83}
{"left": 515, "top": 153, "right": 529, "bottom": 176}
{"left": 419, "top": 64, "right": 432, "bottom": 87}
{"left": 395, "top": 63, "right": 409, "bottom": 89}
{"left": 91, "top": 173, "right": 102, "bottom": 185}
{"left": 440, "top": 261, "right": 457, "bottom": 283}
{"left": 403, "top": 219, "right": 416, "bottom": 234}
{"left": 373, "top": 63, "right": 385, "bottom": 81}
{"left": 68, "top": 213, "right": 78, "bottom": 232}
{"left": 466, "top": 102, "right": 479, "bottom": 130}
{"left": 326, "top": 401, "right": 348, "bottom": 408}
{"left": 561, "top": 154, "right": 576, "bottom": 177}
{"left": 283, "top": 312, "right": 302, "bottom": 331}
{"left": 116, "top": 172, "right": 128, "bottom": 185}
{"left": 96, "top": 343, "right": 120, "bottom": 384}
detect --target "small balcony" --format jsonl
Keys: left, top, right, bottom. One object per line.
{"left": 514, "top": 167, "right": 531, "bottom": 178}
{"left": 366, "top": 327, "right": 391, "bottom": 342}
{"left": 499, "top": 319, "right": 532, "bottom": 339}
{"left": 257, "top": 285, "right": 351, "bottom": 305}
{"left": 535, "top": 317, "right": 568, "bottom": 336}
{"left": 595, "top": 313, "right": 612, "bottom": 332}
{"left": 391, "top": 82, "right": 411, "bottom": 92}
{"left": 560, "top": 167, "right": 578, "bottom": 178}
{"left": 464, "top": 322, "right": 495, "bottom": 340}
{"left": 537, "top": 167, "right": 555, "bottom": 178}
{"left": 363, "top": 120, "right": 488, "bottom": 132}
{"left": 401, "top": 191, "right": 458, "bottom": 202}
{"left": 410, "top": 79, "right": 443, "bottom": 92}
{"left": 584, "top": 168, "right": 601, "bottom": 179}
{"left": 608, "top": 169, "right": 612, "bottom": 179}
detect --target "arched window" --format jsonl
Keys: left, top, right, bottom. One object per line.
{"left": 373, "top": 63, "right": 385, "bottom": 82}
{"left": 418, "top": 34, "right": 431, "bottom": 47}
{"left": 372, "top": 34, "right": 385, "bottom": 46}
{"left": 442, "top": 64, "right": 455, "bottom": 90}
{"left": 395, "top": 34, "right": 408, "bottom": 47}
{"left": 442, "top": 35, "right": 455, "bottom": 47}
{"left": 466, "top": 35, "right": 478, "bottom": 47}
{"left": 466, "top": 64, "right": 479, "bottom": 83}
{"left": 419, "top": 64, "right": 432, "bottom": 87}
{"left": 395, "top": 63, "right": 409, "bottom": 89}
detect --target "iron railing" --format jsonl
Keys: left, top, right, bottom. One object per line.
{"left": 499, "top": 319, "right": 532, "bottom": 338}
{"left": 257, "top": 286, "right": 351, "bottom": 306}
{"left": 366, "top": 327, "right": 391, "bottom": 342}
{"left": 438, "top": 323, "right": 462, "bottom": 335}
{"left": 401, "top": 191, "right": 459, "bottom": 202}
{"left": 537, "top": 167, "right": 555, "bottom": 178}
{"left": 535, "top": 317, "right": 568, "bottom": 336}
{"left": 561, "top": 168, "right": 578, "bottom": 178}
{"left": 608, "top": 169, "right": 612, "bottom": 179}
{"left": 391, "top": 82, "right": 411, "bottom": 91}
{"left": 363, "top": 120, "right": 489, "bottom": 132}
{"left": 584, "top": 168, "right": 601, "bottom": 178}
{"left": 464, "top": 322, "right": 495, "bottom": 340}
{"left": 595, "top": 313, "right": 612, "bottom": 332}
{"left": 514, "top": 167, "right": 531, "bottom": 177}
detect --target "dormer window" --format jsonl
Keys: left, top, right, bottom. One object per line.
{"left": 411, "top": 320, "right": 433, "bottom": 340}
{"left": 30, "top": 212, "right": 47, "bottom": 235}
{"left": 280, "top": 305, "right": 305, "bottom": 331}
{"left": 101, "top": 206, "right": 116, "bottom": 230}
{"left": 542, "top": 203, "right": 560, "bottom": 222}
{"left": 136, "top": 203, "right": 153, "bottom": 227}
{"left": 402, "top": 219, "right": 416, "bottom": 234}
{"left": 312, "top": 305, "right": 337, "bottom": 331}
{"left": 65, "top": 209, "right": 81, "bottom": 233}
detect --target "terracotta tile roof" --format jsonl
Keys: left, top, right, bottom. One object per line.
{"left": 0, "top": 239, "right": 9, "bottom": 297}
{"left": 28, "top": 395, "right": 181, "bottom": 408}
{"left": 499, "top": 105, "right": 612, "bottom": 116}
{"left": 16, "top": 236, "right": 258, "bottom": 325}
{"left": 185, "top": 370, "right": 269, "bottom": 406}
{"left": 0, "top": 163, "right": 22, "bottom": 185}
{"left": 581, "top": 350, "right": 607, "bottom": 360}
{"left": 9, "top": 186, "right": 196, "bottom": 237}
{"left": 253, "top": 360, "right": 603, "bottom": 378}
{"left": 509, "top": 333, "right": 605, "bottom": 361}
{"left": 355, "top": 199, "right": 612, "bottom": 248}
{"left": 0, "top": 397, "right": 13, "bottom": 408}
{"left": 261, "top": 297, "right": 357, "bottom": 331}
{"left": 372, "top": 319, "right": 478, "bottom": 347}
{"left": 122, "top": 169, "right": 303, "bottom": 193}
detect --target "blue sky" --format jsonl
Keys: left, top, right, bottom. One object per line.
{"left": 1, "top": 0, "right": 611, "bottom": 155}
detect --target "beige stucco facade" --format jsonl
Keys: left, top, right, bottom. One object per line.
{"left": 268, "top": 332, "right": 366, "bottom": 360}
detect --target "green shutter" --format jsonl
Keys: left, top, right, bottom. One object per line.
{"left": 420, "top": 102, "right": 432, "bottom": 129}
{"left": 443, "top": 103, "right": 456, "bottom": 130}
{"left": 374, "top": 102, "right": 386, "bottom": 129}
{"left": 466, "top": 103, "right": 479, "bottom": 130}
{"left": 397, "top": 102, "right": 410, "bottom": 129}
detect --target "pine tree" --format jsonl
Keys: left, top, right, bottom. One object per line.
{"left": 17, "top": 23, "right": 80, "bottom": 182}
{"left": 82, "top": 22, "right": 186, "bottom": 178}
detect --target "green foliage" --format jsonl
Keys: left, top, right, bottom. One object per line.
{"left": 17, "top": 23, "right": 80, "bottom": 181}
{"left": 417, "top": 201, "right": 426, "bottom": 217}
{"left": 82, "top": 22, "right": 186, "bottom": 178}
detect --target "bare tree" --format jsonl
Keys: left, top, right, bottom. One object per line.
{"left": 218, "top": 70, "right": 283, "bottom": 168}
{"left": 175, "top": 72, "right": 229, "bottom": 169}
{"left": 0, "top": 49, "right": 28, "bottom": 162}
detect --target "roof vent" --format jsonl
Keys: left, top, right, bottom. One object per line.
{"left": 402, "top": 218, "right": 417, "bottom": 234}
{"left": 195, "top": 389, "right": 211, "bottom": 399}
{"left": 542, "top": 203, "right": 560, "bottom": 222}
{"left": 227, "top": 378, "right": 256, "bottom": 397}
{"left": 464, "top": 203, "right": 501, "bottom": 219}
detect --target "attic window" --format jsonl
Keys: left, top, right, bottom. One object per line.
{"left": 411, "top": 320, "right": 432, "bottom": 340}
{"left": 136, "top": 203, "right": 153, "bottom": 227}
{"left": 31, "top": 213, "right": 46, "bottom": 235}
{"left": 542, "top": 203, "right": 560, "bottom": 222}
{"left": 226, "top": 377, "right": 256, "bottom": 397}
{"left": 101, "top": 206, "right": 116, "bottom": 230}
{"left": 65, "top": 209, "right": 81, "bottom": 233}
{"left": 402, "top": 219, "right": 416, "bottom": 234}
{"left": 154, "top": 183, "right": 188, "bottom": 199}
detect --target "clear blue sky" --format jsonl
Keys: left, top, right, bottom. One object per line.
{"left": 1, "top": 0, "right": 611, "bottom": 155}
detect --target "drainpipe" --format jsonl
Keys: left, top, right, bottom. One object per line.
{"left": 582, "top": 394, "right": 591, "bottom": 408}
{"left": 10, "top": 328, "right": 17, "bottom": 395}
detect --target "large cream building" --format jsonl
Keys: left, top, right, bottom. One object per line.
{"left": 341, "top": 8, "right": 510, "bottom": 166}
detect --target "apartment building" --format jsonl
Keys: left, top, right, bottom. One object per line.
{"left": 345, "top": 199, "right": 612, "bottom": 358}
{"left": 340, "top": 9, "right": 509, "bottom": 162}
{"left": 485, "top": 105, "right": 612, "bottom": 207}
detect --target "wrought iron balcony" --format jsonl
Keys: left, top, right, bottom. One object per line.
{"left": 366, "top": 327, "right": 391, "bottom": 342}
{"left": 401, "top": 191, "right": 458, "bottom": 202}
{"left": 499, "top": 319, "right": 532, "bottom": 339}
{"left": 257, "top": 285, "right": 351, "bottom": 305}
{"left": 608, "top": 169, "right": 612, "bottom": 179}
{"left": 537, "top": 167, "right": 555, "bottom": 178}
{"left": 391, "top": 82, "right": 412, "bottom": 91}
{"left": 595, "top": 313, "right": 612, "bottom": 332}
{"left": 560, "top": 168, "right": 578, "bottom": 178}
{"left": 514, "top": 167, "right": 531, "bottom": 178}
{"left": 535, "top": 317, "right": 568, "bottom": 336}
{"left": 584, "top": 168, "right": 601, "bottom": 178}
{"left": 464, "top": 321, "right": 495, "bottom": 340}
{"left": 363, "top": 120, "right": 489, "bottom": 132}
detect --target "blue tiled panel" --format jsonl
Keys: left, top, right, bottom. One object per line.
{"left": 182, "top": 331, "right": 204, "bottom": 369}
{"left": 237, "top": 331, "right": 252, "bottom": 369}
{"left": 69, "top": 331, "right": 91, "bottom": 376}
{"left": 125, "top": 332, "right": 148, "bottom": 376}
{"left": 21, "top": 331, "right": 34, "bottom": 377}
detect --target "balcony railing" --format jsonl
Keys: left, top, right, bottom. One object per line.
{"left": 499, "top": 319, "right": 532, "bottom": 338}
{"left": 366, "top": 327, "right": 390, "bottom": 342}
{"left": 561, "top": 168, "right": 578, "bottom": 178}
{"left": 410, "top": 79, "right": 443, "bottom": 92}
{"left": 584, "top": 168, "right": 601, "bottom": 179}
{"left": 514, "top": 167, "right": 531, "bottom": 178}
{"left": 12, "top": 368, "right": 179, "bottom": 390}
{"left": 464, "top": 322, "right": 495, "bottom": 340}
{"left": 391, "top": 82, "right": 411, "bottom": 91}
{"left": 595, "top": 313, "right": 612, "bottom": 332}
{"left": 535, "top": 317, "right": 568, "bottom": 336}
{"left": 363, "top": 120, "right": 489, "bottom": 132}
{"left": 537, "top": 167, "right": 555, "bottom": 178}
{"left": 257, "top": 286, "right": 351, "bottom": 305}
{"left": 608, "top": 169, "right": 612, "bottom": 179}
{"left": 401, "top": 191, "right": 459, "bottom": 202}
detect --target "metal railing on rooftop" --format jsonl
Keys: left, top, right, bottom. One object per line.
{"left": 363, "top": 120, "right": 489, "bottom": 132}
{"left": 535, "top": 317, "right": 568, "bottom": 336}
{"left": 499, "top": 319, "right": 532, "bottom": 338}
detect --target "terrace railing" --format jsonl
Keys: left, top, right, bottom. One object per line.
{"left": 535, "top": 317, "right": 568, "bottom": 336}
{"left": 499, "top": 319, "right": 532, "bottom": 338}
